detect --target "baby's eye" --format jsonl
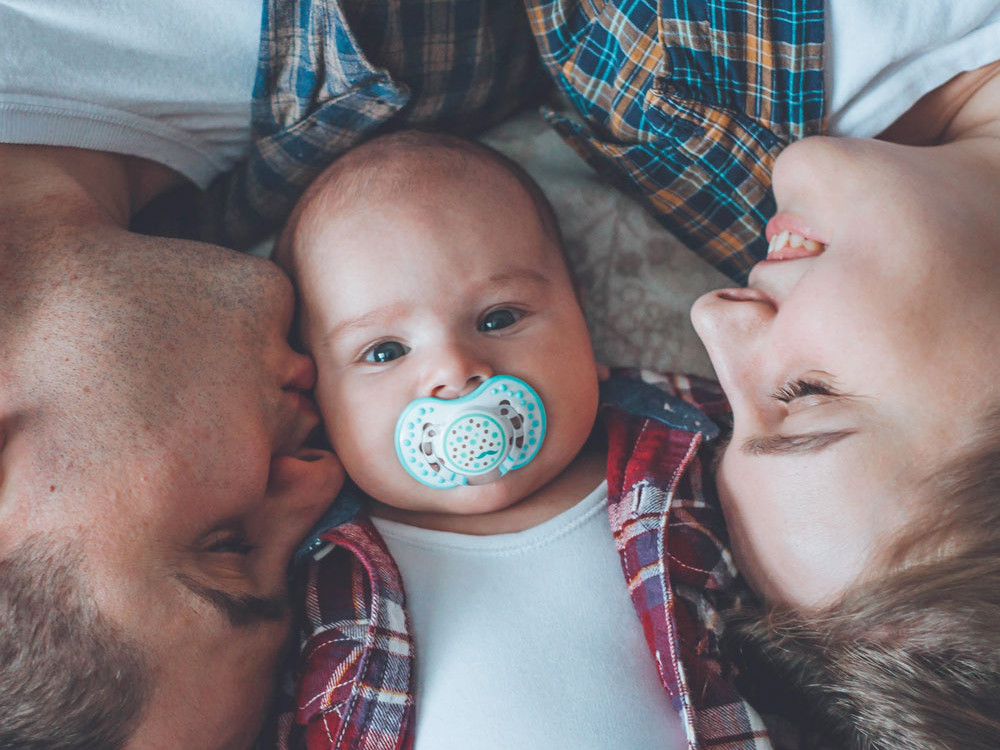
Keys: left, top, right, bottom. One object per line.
{"left": 478, "top": 308, "right": 522, "bottom": 332}
{"left": 364, "top": 340, "right": 410, "bottom": 363}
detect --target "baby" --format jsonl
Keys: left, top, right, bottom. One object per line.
{"left": 274, "top": 131, "right": 765, "bottom": 749}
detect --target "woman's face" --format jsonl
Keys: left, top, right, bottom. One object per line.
{"left": 691, "top": 135, "right": 1000, "bottom": 609}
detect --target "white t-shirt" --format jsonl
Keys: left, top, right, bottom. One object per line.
{"left": 2, "top": 1, "right": 998, "bottom": 186}
{"left": 0, "top": 0, "right": 261, "bottom": 188}
{"left": 824, "top": 0, "right": 1000, "bottom": 136}
{"left": 371, "top": 481, "right": 688, "bottom": 750}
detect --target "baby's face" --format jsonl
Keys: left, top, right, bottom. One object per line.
{"left": 294, "top": 166, "right": 599, "bottom": 518}
{"left": 692, "top": 136, "right": 1000, "bottom": 609}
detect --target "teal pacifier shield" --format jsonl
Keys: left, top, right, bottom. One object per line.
{"left": 395, "top": 375, "right": 546, "bottom": 489}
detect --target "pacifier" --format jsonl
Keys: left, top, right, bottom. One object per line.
{"left": 394, "top": 375, "right": 546, "bottom": 489}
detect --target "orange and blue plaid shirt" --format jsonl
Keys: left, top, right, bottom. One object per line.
{"left": 272, "top": 371, "right": 802, "bottom": 750}
{"left": 525, "top": 0, "right": 826, "bottom": 281}
{"left": 205, "top": 0, "right": 825, "bottom": 282}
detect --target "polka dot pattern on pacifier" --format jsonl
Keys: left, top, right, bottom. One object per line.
{"left": 442, "top": 412, "right": 506, "bottom": 474}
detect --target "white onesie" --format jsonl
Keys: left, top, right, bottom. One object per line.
{"left": 371, "top": 481, "right": 689, "bottom": 750}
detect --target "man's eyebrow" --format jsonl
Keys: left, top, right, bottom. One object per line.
{"left": 740, "top": 429, "right": 857, "bottom": 456}
{"left": 174, "top": 572, "right": 290, "bottom": 628}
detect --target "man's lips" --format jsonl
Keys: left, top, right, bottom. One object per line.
{"left": 287, "top": 388, "right": 318, "bottom": 420}
{"left": 278, "top": 388, "right": 321, "bottom": 455}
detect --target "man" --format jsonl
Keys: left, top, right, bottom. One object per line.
{"left": 0, "top": 143, "right": 345, "bottom": 748}
{"left": 0, "top": 1, "right": 543, "bottom": 747}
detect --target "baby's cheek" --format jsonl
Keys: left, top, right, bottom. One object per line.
{"left": 324, "top": 393, "right": 391, "bottom": 481}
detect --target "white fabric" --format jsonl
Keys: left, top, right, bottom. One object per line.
{"left": 824, "top": 0, "right": 1000, "bottom": 137}
{"left": 0, "top": 0, "right": 261, "bottom": 188}
{"left": 371, "top": 481, "right": 686, "bottom": 750}
{"left": 4, "top": 1, "right": 998, "bottom": 181}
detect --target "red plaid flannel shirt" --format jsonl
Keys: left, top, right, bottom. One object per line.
{"left": 276, "top": 370, "right": 799, "bottom": 749}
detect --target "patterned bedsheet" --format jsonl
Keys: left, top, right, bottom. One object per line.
{"left": 481, "top": 107, "right": 729, "bottom": 377}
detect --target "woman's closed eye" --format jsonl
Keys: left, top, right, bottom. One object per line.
{"left": 770, "top": 378, "right": 839, "bottom": 403}
{"left": 478, "top": 307, "right": 525, "bottom": 332}
{"left": 363, "top": 340, "right": 410, "bottom": 363}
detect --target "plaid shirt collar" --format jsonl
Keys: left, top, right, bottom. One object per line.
{"left": 523, "top": 0, "right": 826, "bottom": 282}
{"left": 274, "top": 370, "right": 799, "bottom": 750}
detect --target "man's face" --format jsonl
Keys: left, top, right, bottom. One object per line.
{"left": 0, "top": 237, "right": 344, "bottom": 749}
{"left": 296, "top": 165, "right": 599, "bottom": 519}
{"left": 691, "top": 136, "right": 1000, "bottom": 610}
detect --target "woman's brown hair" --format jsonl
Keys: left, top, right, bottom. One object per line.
{"left": 731, "top": 407, "right": 1000, "bottom": 749}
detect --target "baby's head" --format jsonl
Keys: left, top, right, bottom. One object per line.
{"left": 279, "top": 131, "right": 599, "bottom": 518}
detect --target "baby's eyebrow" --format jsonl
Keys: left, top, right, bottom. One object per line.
{"left": 322, "top": 269, "right": 551, "bottom": 344}
{"left": 483, "top": 269, "right": 551, "bottom": 287}
{"left": 322, "top": 301, "right": 415, "bottom": 344}
{"left": 740, "top": 429, "right": 857, "bottom": 456}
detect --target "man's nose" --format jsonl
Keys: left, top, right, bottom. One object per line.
{"left": 428, "top": 342, "right": 494, "bottom": 400}
{"left": 282, "top": 350, "right": 317, "bottom": 391}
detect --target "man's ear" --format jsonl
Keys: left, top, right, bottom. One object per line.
{"left": 0, "top": 416, "right": 16, "bottom": 556}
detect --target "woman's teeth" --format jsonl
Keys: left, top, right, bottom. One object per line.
{"left": 767, "top": 230, "right": 826, "bottom": 259}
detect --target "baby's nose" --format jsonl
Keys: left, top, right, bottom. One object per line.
{"left": 431, "top": 373, "right": 486, "bottom": 400}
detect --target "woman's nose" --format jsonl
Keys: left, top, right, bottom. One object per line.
{"left": 747, "top": 255, "right": 815, "bottom": 303}
{"left": 690, "top": 288, "right": 774, "bottom": 400}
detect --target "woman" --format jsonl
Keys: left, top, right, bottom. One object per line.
{"left": 692, "top": 79, "right": 1000, "bottom": 745}
{"left": 526, "top": 1, "right": 1000, "bottom": 745}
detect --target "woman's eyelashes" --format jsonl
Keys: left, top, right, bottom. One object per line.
{"left": 770, "top": 378, "right": 838, "bottom": 403}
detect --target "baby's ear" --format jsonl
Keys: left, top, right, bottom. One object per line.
{"left": 596, "top": 362, "right": 611, "bottom": 382}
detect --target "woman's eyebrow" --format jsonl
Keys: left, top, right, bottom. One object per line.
{"left": 174, "top": 571, "right": 290, "bottom": 628}
{"left": 741, "top": 429, "right": 857, "bottom": 456}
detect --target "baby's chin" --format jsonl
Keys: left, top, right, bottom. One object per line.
{"left": 385, "top": 467, "right": 546, "bottom": 515}
{"left": 362, "top": 457, "right": 572, "bottom": 532}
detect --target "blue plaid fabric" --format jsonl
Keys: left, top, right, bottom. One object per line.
{"left": 191, "top": 0, "right": 548, "bottom": 248}
{"left": 524, "top": 0, "right": 826, "bottom": 281}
